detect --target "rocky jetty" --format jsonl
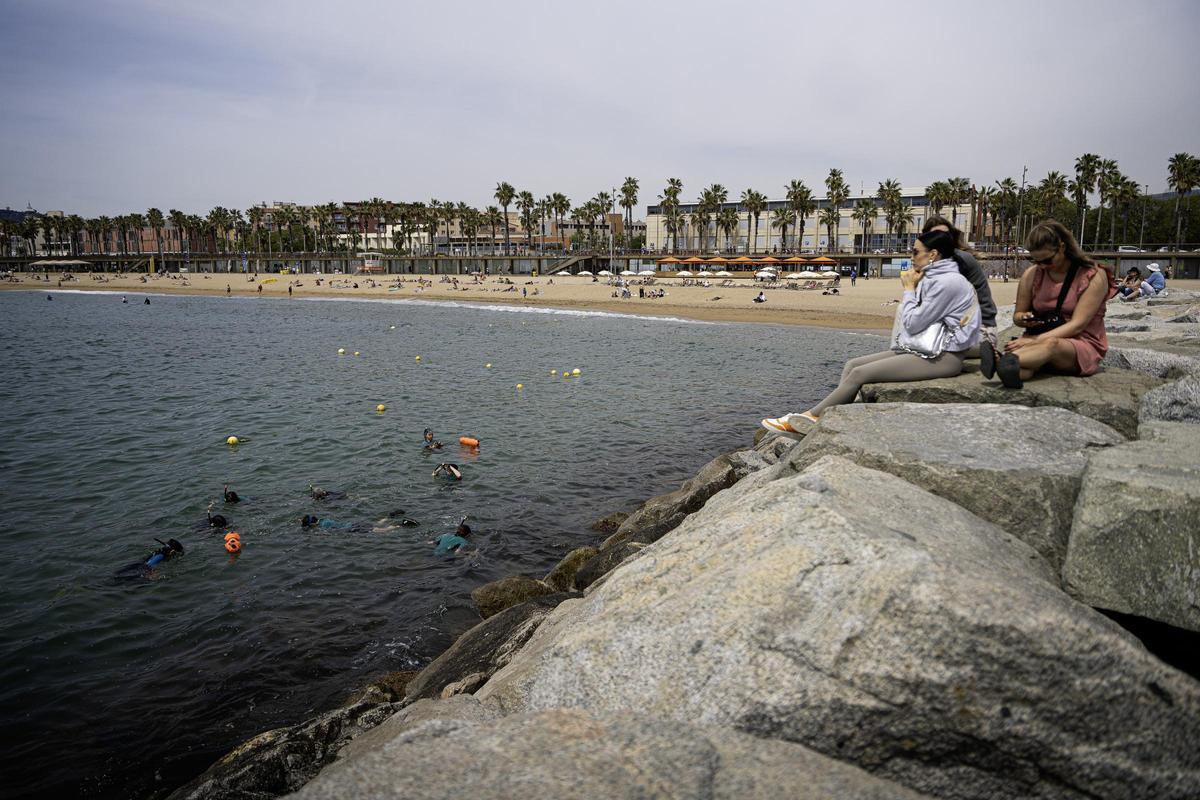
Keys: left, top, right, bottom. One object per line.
{"left": 171, "top": 297, "right": 1200, "bottom": 800}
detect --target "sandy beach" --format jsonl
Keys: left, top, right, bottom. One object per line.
{"left": 4, "top": 270, "right": 1032, "bottom": 331}
{"left": 10, "top": 270, "right": 1197, "bottom": 330}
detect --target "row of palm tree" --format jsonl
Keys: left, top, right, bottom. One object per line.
{"left": 6, "top": 153, "right": 1197, "bottom": 261}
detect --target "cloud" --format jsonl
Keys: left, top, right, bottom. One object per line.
{"left": 2, "top": 0, "right": 1197, "bottom": 216}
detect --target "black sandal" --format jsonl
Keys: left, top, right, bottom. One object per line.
{"left": 996, "top": 353, "right": 1023, "bottom": 389}
{"left": 980, "top": 340, "right": 997, "bottom": 380}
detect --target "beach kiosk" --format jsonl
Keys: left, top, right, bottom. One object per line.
{"left": 356, "top": 252, "right": 386, "bottom": 274}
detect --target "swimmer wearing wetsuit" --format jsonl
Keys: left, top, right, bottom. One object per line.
{"left": 207, "top": 504, "right": 228, "bottom": 528}
{"left": 432, "top": 464, "right": 462, "bottom": 481}
{"left": 432, "top": 521, "right": 472, "bottom": 555}
{"left": 114, "top": 538, "right": 184, "bottom": 579}
{"left": 300, "top": 514, "right": 354, "bottom": 531}
{"left": 223, "top": 484, "right": 240, "bottom": 503}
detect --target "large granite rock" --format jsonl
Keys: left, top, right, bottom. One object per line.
{"left": 861, "top": 362, "right": 1164, "bottom": 438}
{"left": 168, "top": 697, "right": 404, "bottom": 800}
{"left": 1139, "top": 374, "right": 1200, "bottom": 424}
{"left": 405, "top": 594, "right": 575, "bottom": 702}
{"left": 470, "top": 575, "right": 557, "bottom": 619}
{"left": 1063, "top": 424, "right": 1200, "bottom": 632}
{"left": 295, "top": 705, "right": 930, "bottom": 800}
{"left": 780, "top": 403, "right": 1123, "bottom": 570}
{"left": 478, "top": 456, "right": 1200, "bottom": 800}
{"left": 602, "top": 452, "right": 740, "bottom": 548}
{"left": 1103, "top": 345, "right": 1200, "bottom": 379}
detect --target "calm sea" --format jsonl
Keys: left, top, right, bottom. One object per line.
{"left": 0, "top": 289, "right": 881, "bottom": 798}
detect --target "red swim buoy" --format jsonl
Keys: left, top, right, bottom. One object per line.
{"left": 459, "top": 436, "right": 480, "bottom": 448}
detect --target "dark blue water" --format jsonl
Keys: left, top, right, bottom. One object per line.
{"left": 0, "top": 289, "right": 881, "bottom": 798}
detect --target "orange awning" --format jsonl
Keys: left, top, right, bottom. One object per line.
{"left": 656, "top": 256, "right": 682, "bottom": 264}
{"left": 729, "top": 256, "right": 755, "bottom": 263}
{"left": 681, "top": 256, "right": 708, "bottom": 264}
{"left": 756, "top": 256, "right": 781, "bottom": 263}
{"left": 783, "top": 256, "right": 808, "bottom": 263}
{"left": 810, "top": 256, "right": 838, "bottom": 264}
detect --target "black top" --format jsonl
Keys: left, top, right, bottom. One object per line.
{"left": 955, "top": 249, "right": 997, "bottom": 327}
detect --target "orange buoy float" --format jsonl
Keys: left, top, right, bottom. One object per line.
{"left": 224, "top": 531, "right": 242, "bottom": 553}
{"left": 459, "top": 436, "right": 480, "bottom": 448}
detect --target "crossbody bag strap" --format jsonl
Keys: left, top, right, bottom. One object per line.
{"left": 1054, "top": 262, "right": 1081, "bottom": 314}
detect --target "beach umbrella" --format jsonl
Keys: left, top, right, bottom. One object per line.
{"left": 755, "top": 270, "right": 775, "bottom": 278}
{"left": 656, "top": 256, "right": 682, "bottom": 264}
{"left": 676, "top": 270, "right": 694, "bottom": 277}
{"left": 556, "top": 270, "right": 571, "bottom": 275}
{"left": 597, "top": 270, "right": 613, "bottom": 276}
{"left": 713, "top": 270, "right": 732, "bottom": 277}
{"left": 784, "top": 273, "right": 802, "bottom": 279}
{"left": 799, "top": 270, "right": 821, "bottom": 278}
{"left": 811, "top": 256, "right": 838, "bottom": 264}
{"left": 577, "top": 270, "right": 593, "bottom": 276}
{"left": 681, "top": 256, "right": 708, "bottom": 264}
{"left": 822, "top": 271, "right": 840, "bottom": 277}
{"left": 638, "top": 270, "right": 656, "bottom": 276}
{"left": 620, "top": 270, "right": 637, "bottom": 276}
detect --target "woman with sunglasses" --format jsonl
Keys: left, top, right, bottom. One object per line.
{"left": 982, "top": 220, "right": 1113, "bottom": 389}
{"left": 761, "top": 229, "right": 979, "bottom": 435}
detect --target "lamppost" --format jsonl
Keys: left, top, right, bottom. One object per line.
{"left": 1139, "top": 184, "right": 1149, "bottom": 249}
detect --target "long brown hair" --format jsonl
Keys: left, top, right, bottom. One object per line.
{"left": 1025, "top": 220, "right": 1095, "bottom": 271}
{"left": 922, "top": 214, "right": 967, "bottom": 250}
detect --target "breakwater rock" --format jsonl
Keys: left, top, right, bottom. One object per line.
{"left": 175, "top": 355, "right": 1200, "bottom": 800}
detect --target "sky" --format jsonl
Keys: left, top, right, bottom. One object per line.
{"left": 2, "top": 0, "right": 1198, "bottom": 217}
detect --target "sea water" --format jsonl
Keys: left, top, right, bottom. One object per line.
{"left": 0, "top": 290, "right": 883, "bottom": 798}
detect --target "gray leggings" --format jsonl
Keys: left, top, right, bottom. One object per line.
{"left": 811, "top": 349, "right": 966, "bottom": 415}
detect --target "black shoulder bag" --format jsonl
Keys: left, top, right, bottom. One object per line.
{"left": 1025, "top": 262, "right": 1080, "bottom": 335}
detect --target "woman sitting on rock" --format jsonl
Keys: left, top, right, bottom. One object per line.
{"left": 761, "top": 229, "right": 980, "bottom": 435}
{"left": 981, "top": 220, "right": 1113, "bottom": 389}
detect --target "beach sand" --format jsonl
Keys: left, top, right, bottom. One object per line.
{"left": 12, "top": 270, "right": 1188, "bottom": 331}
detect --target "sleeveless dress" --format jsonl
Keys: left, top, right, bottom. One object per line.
{"left": 1029, "top": 264, "right": 1110, "bottom": 376}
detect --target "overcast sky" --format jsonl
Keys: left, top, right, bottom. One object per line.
{"left": 2, "top": 0, "right": 1198, "bottom": 217}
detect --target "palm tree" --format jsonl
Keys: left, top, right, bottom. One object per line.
{"left": 147, "top": 208, "right": 165, "bottom": 269}
{"left": 441, "top": 202, "right": 458, "bottom": 253}
{"left": 1073, "top": 153, "right": 1101, "bottom": 243}
{"left": 786, "top": 179, "right": 816, "bottom": 252}
{"left": 1038, "top": 171, "right": 1069, "bottom": 223}
{"left": 994, "top": 178, "right": 1019, "bottom": 251}
{"left": 946, "top": 177, "right": 971, "bottom": 230}
{"left": 551, "top": 193, "right": 571, "bottom": 249}
{"left": 1094, "top": 158, "right": 1118, "bottom": 249}
{"left": 926, "top": 180, "right": 950, "bottom": 218}
{"left": 717, "top": 207, "right": 739, "bottom": 252}
{"left": 975, "top": 186, "right": 996, "bottom": 245}
{"left": 770, "top": 207, "right": 791, "bottom": 251}
{"left": 620, "top": 177, "right": 639, "bottom": 239}
{"left": 818, "top": 207, "right": 840, "bottom": 252}
{"left": 516, "top": 191, "right": 536, "bottom": 251}
{"left": 494, "top": 182, "right": 516, "bottom": 254}
{"left": 691, "top": 205, "right": 712, "bottom": 252}
{"left": 852, "top": 199, "right": 875, "bottom": 252}
{"left": 824, "top": 169, "right": 849, "bottom": 253}
{"left": 1168, "top": 152, "right": 1199, "bottom": 250}
{"left": 740, "top": 189, "right": 765, "bottom": 253}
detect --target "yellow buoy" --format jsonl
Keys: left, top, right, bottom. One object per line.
{"left": 415, "top": 355, "right": 422, "bottom": 361}
{"left": 572, "top": 368, "right": 581, "bottom": 375}
{"left": 354, "top": 351, "right": 360, "bottom": 357}
{"left": 226, "top": 436, "right": 239, "bottom": 446}
{"left": 337, "top": 348, "right": 345, "bottom": 355}
{"left": 516, "top": 383, "right": 523, "bottom": 389}
{"left": 550, "top": 370, "right": 557, "bottom": 375}
{"left": 563, "top": 372, "right": 570, "bottom": 379}
{"left": 376, "top": 404, "right": 386, "bottom": 412}
{"left": 485, "top": 363, "right": 492, "bottom": 369}
{"left": 389, "top": 325, "right": 395, "bottom": 330}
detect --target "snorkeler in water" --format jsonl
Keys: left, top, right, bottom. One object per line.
{"left": 308, "top": 484, "right": 346, "bottom": 501}
{"left": 432, "top": 463, "right": 462, "bottom": 481}
{"left": 422, "top": 429, "right": 443, "bottom": 452}
{"left": 207, "top": 503, "right": 228, "bottom": 528}
{"left": 431, "top": 519, "right": 472, "bottom": 555}
{"left": 300, "top": 514, "right": 357, "bottom": 531}
{"left": 223, "top": 484, "right": 240, "bottom": 503}
{"left": 114, "top": 538, "right": 184, "bottom": 580}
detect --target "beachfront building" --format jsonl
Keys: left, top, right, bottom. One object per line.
{"left": 645, "top": 186, "right": 970, "bottom": 254}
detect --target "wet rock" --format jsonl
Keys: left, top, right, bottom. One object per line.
{"left": 542, "top": 546, "right": 598, "bottom": 592}
{"left": 471, "top": 575, "right": 557, "bottom": 619}
{"left": 439, "top": 672, "right": 488, "bottom": 699}
{"left": 574, "top": 542, "right": 646, "bottom": 591}
{"left": 587, "top": 511, "right": 628, "bottom": 533}
{"left": 295, "top": 707, "right": 931, "bottom": 800}
{"left": 1063, "top": 424, "right": 1200, "bottom": 632}
{"left": 861, "top": 361, "right": 1163, "bottom": 438}
{"left": 404, "top": 593, "right": 576, "bottom": 702}
{"left": 346, "top": 670, "right": 419, "bottom": 706}
{"left": 479, "top": 456, "right": 1200, "bottom": 800}
{"left": 603, "top": 452, "right": 739, "bottom": 548}
{"left": 781, "top": 403, "right": 1123, "bottom": 570}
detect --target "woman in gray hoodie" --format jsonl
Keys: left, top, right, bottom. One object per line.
{"left": 762, "top": 229, "right": 979, "bottom": 434}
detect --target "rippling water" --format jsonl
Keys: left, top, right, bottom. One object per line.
{"left": 0, "top": 289, "right": 882, "bottom": 798}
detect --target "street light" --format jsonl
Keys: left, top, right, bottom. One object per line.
{"left": 1139, "top": 184, "right": 1149, "bottom": 249}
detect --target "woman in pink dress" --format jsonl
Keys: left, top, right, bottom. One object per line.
{"left": 981, "top": 220, "right": 1114, "bottom": 389}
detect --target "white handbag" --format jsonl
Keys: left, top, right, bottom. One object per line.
{"left": 894, "top": 321, "right": 949, "bottom": 359}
